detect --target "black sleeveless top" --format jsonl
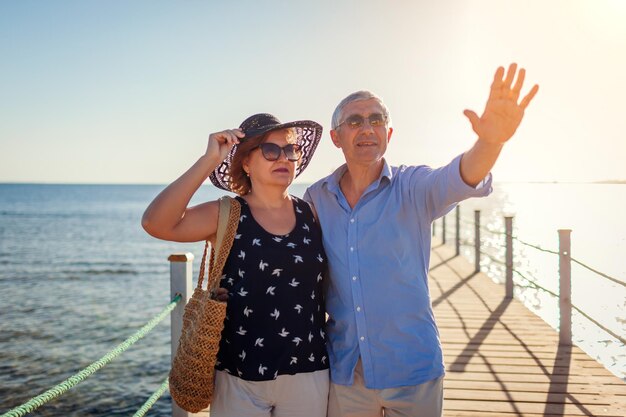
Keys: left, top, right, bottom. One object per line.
{"left": 215, "top": 196, "right": 329, "bottom": 381}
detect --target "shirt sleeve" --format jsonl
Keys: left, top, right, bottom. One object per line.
{"left": 475, "top": 177, "right": 489, "bottom": 190}
{"left": 303, "top": 187, "right": 313, "bottom": 205}
{"left": 407, "top": 154, "right": 493, "bottom": 221}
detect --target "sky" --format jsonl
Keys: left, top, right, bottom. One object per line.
{"left": 1, "top": 0, "right": 625, "bottom": 184}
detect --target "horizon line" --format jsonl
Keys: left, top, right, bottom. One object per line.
{"left": 1, "top": 180, "right": 625, "bottom": 186}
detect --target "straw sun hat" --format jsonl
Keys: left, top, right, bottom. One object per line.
{"left": 209, "top": 113, "right": 323, "bottom": 192}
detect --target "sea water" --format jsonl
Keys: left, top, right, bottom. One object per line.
{"left": 0, "top": 183, "right": 623, "bottom": 416}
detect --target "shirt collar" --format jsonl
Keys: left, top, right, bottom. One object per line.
{"left": 323, "top": 159, "right": 393, "bottom": 195}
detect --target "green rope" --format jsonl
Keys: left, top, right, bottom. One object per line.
{"left": 1, "top": 295, "right": 182, "bottom": 417}
{"left": 132, "top": 377, "right": 169, "bottom": 417}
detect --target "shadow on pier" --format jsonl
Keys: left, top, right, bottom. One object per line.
{"left": 428, "top": 244, "right": 626, "bottom": 417}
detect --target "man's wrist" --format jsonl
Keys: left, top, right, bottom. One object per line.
{"left": 476, "top": 137, "right": 505, "bottom": 150}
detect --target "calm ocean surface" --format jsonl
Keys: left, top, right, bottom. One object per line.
{"left": 1, "top": 183, "right": 624, "bottom": 416}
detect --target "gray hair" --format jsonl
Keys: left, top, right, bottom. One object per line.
{"left": 331, "top": 90, "right": 391, "bottom": 130}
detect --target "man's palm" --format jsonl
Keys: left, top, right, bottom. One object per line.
{"left": 464, "top": 63, "right": 539, "bottom": 144}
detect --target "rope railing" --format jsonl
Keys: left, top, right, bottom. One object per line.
{"left": 514, "top": 236, "right": 625, "bottom": 287}
{"left": 458, "top": 217, "right": 506, "bottom": 237}
{"left": 511, "top": 270, "right": 626, "bottom": 344}
{"left": 571, "top": 302, "right": 626, "bottom": 345}
{"left": 444, "top": 212, "right": 625, "bottom": 287}
{"left": 436, "top": 207, "right": 625, "bottom": 347}
{"left": 459, "top": 228, "right": 625, "bottom": 289}
{"left": 570, "top": 257, "right": 626, "bottom": 288}
{"left": 132, "top": 377, "right": 170, "bottom": 417}
{"left": 481, "top": 251, "right": 507, "bottom": 266}
{"left": 514, "top": 236, "right": 560, "bottom": 255}
{"left": 1, "top": 295, "right": 182, "bottom": 417}
{"left": 461, "top": 244, "right": 505, "bottom": 264}
{"left": 513, "top": 269, "right": 559, "bottom": 298}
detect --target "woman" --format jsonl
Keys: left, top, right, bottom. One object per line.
{"left": 142, "top": 113, "right": 328, "bottom": 417}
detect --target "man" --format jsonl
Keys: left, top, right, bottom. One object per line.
{"left": 304, "top": 63, "right": 538, "bottom": 417}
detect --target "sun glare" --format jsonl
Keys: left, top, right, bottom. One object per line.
{"left": 577, "top": 0, "right": 626, "bottom": 41}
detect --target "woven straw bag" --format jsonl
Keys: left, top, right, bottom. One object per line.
{"left": 169, "top": 196, "right": 241, "bottom": 412}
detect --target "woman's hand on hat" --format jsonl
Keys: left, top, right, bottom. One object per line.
{"left": 206, "top": 129, "right": 245, "bottom": 161}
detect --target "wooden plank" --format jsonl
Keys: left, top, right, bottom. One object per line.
{"left": 443, "top": 370, "right": 625, "bottom": 386}
{"left": 443, "top": 379, "right": 626, "bottom": 395}
{"left": 444, "top": 388, "right": 615, "bottom": 405}
{"left": 439, "top": 336, "right": 559, "bottom": 346}
{"left": 441, "top": 344, "right": 595, "bottom": 355}
{"left": 443, "top": 354, "right": 616, "bottom": 370}
{"left": 443, "top": 399, "right": 625, "bottom": 416}
{"left": 427, "top": 245, "right": 626, "bottom": 416}
{"left": 445, "top": 364, "right": 616, "bottom": 377}
{"left": 441, "top": 344, "right": 594, "bottom": 357}
{"left": 441, "top": 350, "right": 598, "bottom": 363}
{"left": 445, "top": 412, "right": 621, "bottom": 417}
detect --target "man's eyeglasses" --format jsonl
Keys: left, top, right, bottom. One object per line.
{"left": 254, "top": 143, "right": 302, "bottom": 162}
{"left": 336, "top": 113, "right": 387, "bottom": 129}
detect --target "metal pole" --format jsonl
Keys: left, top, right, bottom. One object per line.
{"left": 474, "top": 210, "right": 481, "bottom": 272}
{"left": 170, "top": 253, "right": 208, "bottom": 417}
{"left": 432, "top": 219, "right": 436, "bottom": 237}
{"left": 442, "top": 215, "right": 447, "bottom": 245}
{"left": 455, "top": 205, "right": 460, "bottom": 256}
{"left": 505, "top": 216, "right": 514, "bottom": 299}
{"left": 558, "top": 230, "right": 572, "bottom": 346}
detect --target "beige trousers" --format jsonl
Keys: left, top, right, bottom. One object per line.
{"left": 327, "top": 359, "right": 443, "bottom": 417}
{"left": 210, "top": 369, "right": 329, "bottom": 417}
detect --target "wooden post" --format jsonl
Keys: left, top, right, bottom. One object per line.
{"left": 474, "top": 210, "right": 481, "bottom": 273}
{"left": 505, "top": 216, "right": 514, "bottom": 299}
{"left": 558, "top": 230, "right": 572, "bottom": 346}
{"left": 455, "top": 205, "right": 460, "bottom": 256}
{"left": 442, "top": 215, "right": 447, "bottom": 245}
{"left": 169, "top": 253, "right": 210, "bottom": 417}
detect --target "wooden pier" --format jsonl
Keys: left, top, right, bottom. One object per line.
{"left": 429, "top": 244, "right": 626, "bottom": 417}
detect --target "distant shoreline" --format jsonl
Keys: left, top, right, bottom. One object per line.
{"left": 500, "top": 180, "right": 626, "bottom": 185}
{"left": 2, "top": 181, "right": 626, "bottom": 186}
{"left": 593, "top": 180, "right": 626, "bottom": 184}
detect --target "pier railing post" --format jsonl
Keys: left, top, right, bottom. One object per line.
{"left": 558, "top": 230, "right": 572, "bottom": 346}
{"left": 169, "top": 253, "right": 208, "bottom": 417}
{"left": 474, "top": 210, "right": 481, "bottom": 272}
{"left": 455, "top": 205, "right": 460, "bottom": 256}
{"left": 505, "top": 216, "right": 514, "bottom": 299}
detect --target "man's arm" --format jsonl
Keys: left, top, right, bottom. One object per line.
{"left": 460, "top": 63, "right": 539, "bottom": 187}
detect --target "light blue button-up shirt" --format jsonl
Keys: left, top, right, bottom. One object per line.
{"left": 304, "top": 154, "right": 492, "bottom": 389}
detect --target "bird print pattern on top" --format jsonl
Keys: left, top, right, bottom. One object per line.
{"left": 215, "top": 196, "right": 328, "bottom": 381}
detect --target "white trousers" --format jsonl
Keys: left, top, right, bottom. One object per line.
{"left": 210, "top": 369, "right": 329, "bottom": 417}
{"left": 327, "top": 359, "right": 443, "bottom": 417}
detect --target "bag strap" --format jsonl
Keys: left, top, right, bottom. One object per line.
{"left": 214, "top": 196, "right": 233, "bottom": 258}
{"left": 197, "top": 196, "right": 241, "bottom": 291}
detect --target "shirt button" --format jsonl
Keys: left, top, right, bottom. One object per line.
{"left": 360, "top": 336, "right": 365, "bottom": 341}
{"left": 350, "top": 218, "right": 355, "bottom": 223}
{"left": 356, "top": 306, "right": 361, "bottom": 312}
{"left": 350, "top": 247, "right": 354, "bottom": 252}
{"left": 352, "top": 276, "right": 357, "bottom": 281}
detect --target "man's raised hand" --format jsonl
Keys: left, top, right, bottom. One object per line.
{"left": 463, "top": 63, "right": 539, "bottom": 145}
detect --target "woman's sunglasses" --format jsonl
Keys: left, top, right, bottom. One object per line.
{"left": 253, "top": 143, "right": 302, "bottom": 162}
